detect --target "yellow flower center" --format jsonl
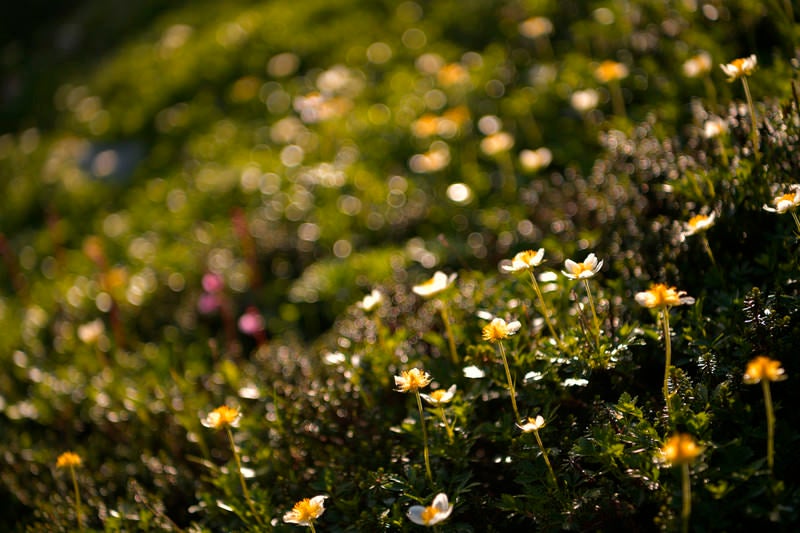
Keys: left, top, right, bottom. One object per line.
{"left": 482, "top": 320, "right": 511, "bottom": 342}
{"left": 292, "top": 498, "right": 323, "bottom": 522}
{"left": 517, "top": 250, "right": 539, "bottom": 267}
{"left": 570, "top": 262, "right": 594, "bottom": 276}
{"left": 688, "top": 214, "right": 710, "bottom": 230}
{"left": 430, "top": 390, "right": 447, "bottom": 402}
{"left": 731, "top": 58, "right": 746, "bottom": 71}
{"left": 421, "top": 505, "right": 439, "bottom": 524}
{"left": 646, "top": 284, "right": 683, "bottom": 307}
{"left": 776, "top": 193, "right": 795, "bottom": 206}
{"left": 56, "top": 451, "right": 82, "bottom": 469}
{"left": 662, "top": 434, "right": 701, "bottom": 465}
{"left": 207, "top": 406, "right": 241, "bottom": 429}
{"left": 397, "top": 368, "right": 432, "bottom": 392}
{"left": 744, "top": 356, "right": 786, "bottom": 383}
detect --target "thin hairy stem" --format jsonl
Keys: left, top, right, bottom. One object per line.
{"left": 681, "top": 463, "right": 692, "bottom": 533}
{"left": 226, "top": 427, "right": 264, "bottom": 526}
{"left": 741, "top": 77, "right": 759, "bottom": 155}
{"left": 762, "top": 379, "right": 776, "bottom": 474}
{"left": 701, "top": 234, "right": 716, "bottom": 266}
{"left": 438, "top": 406, "right": 454, "bottom": 443}
{"left": 439, "top": 303, "right": 459, "bottom": 364}
{"left": 527, "top": 270, "right": 565, "bottom": 349}
{"left": 533, "top": 429, "right": 559, "bottom": 489}
{"left": 661, "top": 307, "right": 672, "bottom": 415}
{"left": 498, "top": 342, "right": 520, "bottom": 422}
{"left": 415, "top": 391, "right": 434, "bottom": 484}
{"left": 582, "top": 279, "right": 601, "bottom": 349}
{"left": 69, "top": 465, "right": 83, "bottom": 532}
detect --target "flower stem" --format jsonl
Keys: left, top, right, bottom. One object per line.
{"left": 703, "top": 75, "right": 719, "bottom": 112}
{"left": 661, "top": 307, "right": 672, "bottom": 415}
{"left": 439, "top": 303, "right": 459, "bottom": 364}
{"left": 791, "top": 211, "right": 800, "bottom": 236}
{"left": 415, "top": 391, "right": 434, "bottom": 484}
{"left": 741, "top": 77, "right": 759, "bottom": 155}
{"left": 69, "top": 465, "right": 83, "bottom": 532}
{"left": 497, "top": 342, "right": 520, "bottom": 422}
{"left": 527, "top": 270, "right": 565, "bottom": 349}
{"left": 309, "top": 522, "right": 317, "bottom": 533}
{"left": 716, "top": 136, "right": 729, "bottom": 168}
{"left": 582, "top": 279, "right": 601, "bottom": 348}
{"left": 438, "top": 406, "right": 454, "bottom": 443}
{"left": 700, "top": 234, "right": 716, "bottom": 266}
{"left": 610, "top": 79, "right": 627, "bottom": 118}
{"left": 225, "top": 427, "right": 264, "bottom": 526}
{"left": 681, "top": 462, "right": 692, "bottom": 533}
{"left": 533, "top": 429, "right": 559, "bottom": 489}
{"left": 762, "top": 379, "right": 776, "bottom": 474}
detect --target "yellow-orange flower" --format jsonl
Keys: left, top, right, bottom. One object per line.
{"left": 56, "top": 451, "right": 82, "bottom": 469}
{"left": 283, "top": 495, "right": 327, "bottom": 526}
{"left": 595, "top": 60, "right": 629, "bottom": 83}
{"left": 635, "top": 284, "right": 695, "bottom": 309}
{"left": 202, "top": 405, "right": 242, "bottom": 429}
{"left": 744, "top": 356, "right": 787, "bottom": 384}
{"left": 394, "top": 368, "right": 432, "bottom": 393}
{"left": 661, "top": 433, "right": 702, "bottom": 466}
{"left": 482, "top": 317, "right": 521, "bottom": 343}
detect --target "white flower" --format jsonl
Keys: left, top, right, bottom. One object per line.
{"left": 562, "top": 253, "right": 603, "bottom": 280}
{"left": 519, "top": 148, "right": 552, "bottom": 172}
{"left": 703, "top": 117, "right": 728, "bottom": 139}
{"left": 518, "top": 16, "right": 553, "bottom": 39}
{"left": 501, "top": 248, "right": 545, "bottom": 273}
{"left": 517, "top": 415, "right": 546, "bottom": 432}
{"left": 763, "top": 185, "right": 800, "bottom": 214}
{"left": 720, "top": 54, "right": 757, "bottom": 82}
{"left": 420, "top": 384, "right": 457, "bottom": 406}
{"left": 480, "top": 131, "right": 514, "bottom": 156}
{"left": 283, "top": 495, "right": 327, "bottom": 526}
{"left": 412, "top": 271, "right": 457, "bottom": 298}
{"left": 323, "top": 351, "right": 347, "bottom": 365}
{"left": 463, "top": 365, "right": 486, "bottom": 379}
{"left": 358, "top": 289, "right": 383, "bottom": 312}
{"left": 682, "top": 213, "right": 716, "bottom": 238}
{"left": 570, "top": 89, "right": 599, "bottom": 112}
{"left": 407, "top": 493, "right": 454, "bottom": 526}
{"left": 77, "top": 319, "right": 105, "bottom": 344}
{"left": 682, "top": 52, "right": 712, "bottom": 78}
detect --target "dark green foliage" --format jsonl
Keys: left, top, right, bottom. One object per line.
{"left": 2, "top": 0, "right": 800, "bottom": 531}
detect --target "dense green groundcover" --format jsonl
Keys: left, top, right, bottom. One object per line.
{"left": 2, "top": 0, "right": 800, "bottom": 530}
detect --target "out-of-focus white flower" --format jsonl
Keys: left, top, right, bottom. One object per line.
{"left": 412, "top": 271, "right": 457, "bottom": 298}
{"left": 519, "top": 148, "right": 552, "bottom": 172}
{"left": 703, "top": 117, "right": 728, "bottom": 139}
{"left": 682, "top": 52, "right": 712, "bottom": 78}
{"left": 571, "top": 89, "right": 599, "bottom": 112}
{"left": 358, "top": 289, "right": 383, "bottom": 312}
{"left": 519, "top": 17, "right": 554, "bottom": 39}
